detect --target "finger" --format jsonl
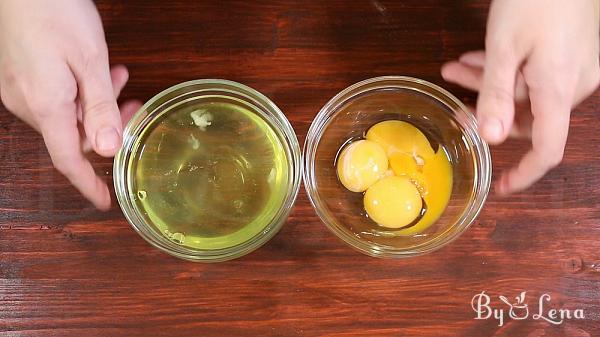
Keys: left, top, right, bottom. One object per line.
{"left": 110, "top": 65, "right": 129, "bottom": 98}
{"left": 442, "top": 57, "right": 530, "bottom": 104}
{"left": 476, "top": 48, "right": 521, "bottom": 145}
{"left": 497, "top": 91, "right": 570, "bottom": 195}
{"left": 459, "top": 50, "right": 486, "bottom": 68}
{"left": 70, "top": 48, "right": 123, "bottom": 158}
{"left": 82, "top": 99, "right": 143, "bottom": 153}
{"left": 80, "top": 65, "right": 135, "bottom": 153}
{"left": 441, "top": 62, "right": 532, "bottom": 141}
{"left": 462, "top": 53, "right": 529, "bottom": 102}
{"left": 76, "top": 65, "right": 129, "bottom": 124}
{"left": 39, "top": 99, "right": 111, "bottom": 210}
{"left": 441, "top": 61, "right": 483, "bottom": 92}
{"left": 470, "top": 103, "right": 531, "bottom": 140}
{"left": 118, "top": 99, "right": 143, "bottom": 125}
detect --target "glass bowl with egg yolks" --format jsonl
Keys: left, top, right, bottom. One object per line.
{"left": 114, "top": 80, "right": 302, "bottom": 262}
{"left": 304, "top": 76, "right": 491, "bottom": 258}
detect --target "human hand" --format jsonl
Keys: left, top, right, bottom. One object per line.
{"left": 441, "top": 0, "right": 600, "bottom": 195}
{"left": 0, "top": 0, "right": 142, "bottom": 210}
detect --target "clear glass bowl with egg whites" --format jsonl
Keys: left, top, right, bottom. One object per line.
{"left": 114, "top": 79, "right": 302, "bottom": 262}
{"left": 303, "top": 76, "right": 491, "bottom": 258}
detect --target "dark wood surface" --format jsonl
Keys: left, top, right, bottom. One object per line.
{"left": 1, "top": 1, "right": 599, "bottom": 336}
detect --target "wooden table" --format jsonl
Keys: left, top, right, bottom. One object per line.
{"left": 1, "top": 1, "right": 599, "bottom": 336}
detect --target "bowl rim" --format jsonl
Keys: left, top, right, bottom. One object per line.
{"left": 113, "top": 79, "right": 303, "bottom": 262}
{"left": 303, "top": 75, "right": 492, "bottom": 258}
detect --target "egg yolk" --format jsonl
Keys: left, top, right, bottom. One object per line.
{"left": 336, "top": 140, "right": 389, "bottom": 192}
{"left": 364, "top": 176, "right": 422, "bottom": 229}
{"left": 395, "top": 149, "right": 453, "bottom": 235}
{"left": 389, "top": 152, "right": 427, "bottom": 195}
{"left": 366, "top": 120, "right": 435, "bottom": 158}
{"left": 336, "top": 119, "right": 453, "bottom": 233}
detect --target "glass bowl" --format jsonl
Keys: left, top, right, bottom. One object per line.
{"left": 114, "top": 79, "right": 302, "bottom": 262}
{"left": 304, "top": 76, "right": 491, "bottom": 258}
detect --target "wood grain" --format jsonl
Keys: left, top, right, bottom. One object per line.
{"left": 1, "top": 1, "right": 599, "bottom": 336}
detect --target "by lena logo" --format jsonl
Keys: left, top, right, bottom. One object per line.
{"left": 471, "top": 291, "right": 585, "bottom": 327}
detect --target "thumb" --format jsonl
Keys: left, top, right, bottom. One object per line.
{"left": 72, "top": 49, "right": 123, "bottom": 157}
{"left": 476, "top": 51, "right": 520, "bottom": 145}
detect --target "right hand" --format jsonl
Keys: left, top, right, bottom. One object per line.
{"left": 0, "top": 0, "right": 142, "bottom": 210}
{"left": 441, "top": 0, "right": 599, "bottom": 195}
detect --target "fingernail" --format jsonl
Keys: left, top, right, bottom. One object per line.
{"left": 96, "top": 127, "right": 120, "bottom": 152}
{"left": 480, "top": 116, "right": 504, "bottom": 143}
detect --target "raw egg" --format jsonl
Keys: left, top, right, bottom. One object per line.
{"left": 395, "top": 149, "right": 453, "bottom": 235}
{"left": 364, "top": 176, "right": 422, "bottom": 228}
{"left": 389, "top": 152, "right": 427, "bottom": 195}
{"left": 336, "top": 119, "right": 453, "bottom": 234}
{"left": 366, "top": 120, "right": 435, "bottom": 158}
{"left": 336, "top": 139, "right": 388, "bottom": 192}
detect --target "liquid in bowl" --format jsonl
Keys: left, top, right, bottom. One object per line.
{"left": 114, "top": 80, "right": 301, "bottom": 262}
{"left": 304, "top": 76, "right": 491, "bottom": 258}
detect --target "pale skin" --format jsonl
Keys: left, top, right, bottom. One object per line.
{"left": 1, "top": 0, "right": 599, "bottom": 209}
{"left": 0, "top": 0, "right": 142, "bottom": 210}
{"left": 442, "top": 0, "right": 600, "bottom": 195}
